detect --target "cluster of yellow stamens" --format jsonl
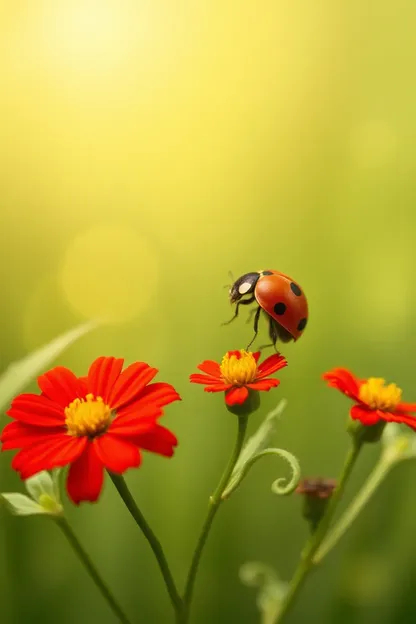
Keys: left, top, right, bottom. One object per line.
{"left": 220, "top": 350, "right": 257, "bottom": 386}
{"left": 359, "top": 377, "right": 402, "bottom": 412}
{"left": 65, "top": 393, "right": 112, "bottom": 437}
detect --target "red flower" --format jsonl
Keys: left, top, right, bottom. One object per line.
{"left": 1, "top": 357, "right": 180, "bottom": 504}
{"left": 190, "top": 349, "right": 287, "bottom": 406}
{"left": 323, "top": 367, "right": 416, "bottom": 430}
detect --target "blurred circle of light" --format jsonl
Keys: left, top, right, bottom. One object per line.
{"left": 43, "top": 0, "right": 135, "bottom": 73}
{"left": 60, "top": 224, "right": 158, "bottom": 324}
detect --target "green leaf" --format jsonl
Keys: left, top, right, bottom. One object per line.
{"left": 0, "top": 493, "right": 45, "bottom": 516}
{"left": 26, "top": 471, "right": 56, "bottom": 503}
{"left": 222, "top": 399, "right": 301, "bottom": 499}
{"left": 0, "top": 320, "right": 98, "bottom": 413}
{"left": 1, "top": 470, "right": 63, "bottom": 517}
{"left": 381, "top": 422, "right": 416, "bottom": 464}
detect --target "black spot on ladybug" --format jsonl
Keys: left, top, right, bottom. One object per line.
{"left": 290, "top": 282, "right": 302, "bottom": 296}
{"left": 297, "top": 318, "right": 307, "bottom": 331}
{"left": 273, "top": 302, "right": 286, "bottom": 315}
{"left": 263, "top": 270, "right": 273, "bottom": 275}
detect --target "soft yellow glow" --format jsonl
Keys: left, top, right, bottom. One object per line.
{"left": 60, "top": 224, "right": 158, "bottom": 323}
{"left": 42, "top": 0, "right": 135, "bottom": 73}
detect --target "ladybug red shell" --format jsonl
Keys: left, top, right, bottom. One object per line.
{"left": 225, "top": 269, "right": 308, "bottom": 349}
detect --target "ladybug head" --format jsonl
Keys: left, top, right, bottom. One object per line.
{"left": 229, "top": 272, "right": 261, "bottom": 303}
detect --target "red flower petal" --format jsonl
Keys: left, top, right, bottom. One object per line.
{"left": 225, "top": 386, "right": 249, "bottom": 405}
{"left": 350, "top": 405, "right": 381, "bottom": 426}
{"left": 381, "top": 410, "right": 416, "bottom": 430}
{"left": 94, "top": 434, "right": 141, "bottom": 473}
{"left": 133, "top": 424, "right": 178, "bottom": 457}
{"left": 256, "top": 353, "right": 287, "bottom": 379}
{"left": 118, "top": 382, "right": 181, "bottom": 412}
{"left": 13, "top": 435, "right": 87, "bottom": 479}
{"left": 204, "top": 383, "right": 232, "bottom": 393}
{"left": 7, "top": 394, "right": 65, "bottom": 427}
{"left": 247, "top": 379, "right": 280, "bottom": 391}
{"left": 108, "top": 411, "right": 160, "bottom": 436}
{"left": 196, "top": 360, "right": 221, "bottom": 379}
{"left": 252, "top": 352, "right": 261, "bottom": 363}
{"left": 107, "top": 362, "right": 158, "bottom": 410}
{"left": 189, "top": 374, "right": 223, "bottom": 385}
{"left": 227, "top": 350, "right": 242, "bottom": 359}
{"left": 38, "top": 367, "right": 85, "bottom": 407}
{"left": 87, "top": 357, "right": 124, "bottom": 402}
{"left": 1, "top": 421, "right": 64, "bottom": 450}
{"left": 323, "top": 368, "right": 361, "bottom": 401}
{"left": 396, "top": 402, "right": 416, "bottom": 413}
{"left": 66, "top": 443, "right": 104, "bottom": 504}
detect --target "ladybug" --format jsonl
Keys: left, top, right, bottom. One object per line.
{"left": 225, "top": 269, "right": 308, "bottom": 349}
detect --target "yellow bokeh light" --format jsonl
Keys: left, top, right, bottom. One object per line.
{"left": 41, "top": 0, "right": 136, "bottom": 74}
{"left": 60, "top": 224, "right": 158, "bottom": 323}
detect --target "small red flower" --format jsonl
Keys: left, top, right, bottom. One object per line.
{"left": 1, "top": 357, "right": 180, "bottom": 504}
{"left": 323, "top": 367, "right": 416, "bottom": 430}
{"left": 190, "top": 349, "right": 287, "bottom": 406}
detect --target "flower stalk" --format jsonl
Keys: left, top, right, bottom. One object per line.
{"left": 55, "top": 516, "right": 132, "bottom": 624}
{"left": 109, "top": 472, "right": 182, "bottom": 612}
{"left": 313, "top": 458, "right": 386, "bottom": 564}
{"left": 313, "top": 423, "right": 416, "bottom": 564}
{"left": 274, "top": 438, "right": 363, "bottom": 623}
{"left": 178, "top": 413, "right": 249, "bottom": 623}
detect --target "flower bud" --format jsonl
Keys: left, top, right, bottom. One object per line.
{"left": 347, "top": 418, "right": 386, "bottom": 444}
{"left": 296, "top": 478, "right": 337, "bottom": 531}
{"left": 226, "top": 389, "right": 261, "bottom": 417}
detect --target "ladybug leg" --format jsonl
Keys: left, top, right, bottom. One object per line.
{"left": 256, "top": 319, "right": 278, "bottom": 353}
{"left": 257, "top": 343, "right": 274, "bottom": 353}
{"left": 246, "top": 306, "right": 262, "bottom": 349}
{"left": 246, "top": 307, "right": 258, "bottom": 324}
{"left": 267, "top": 319, "right": 292, "bottom": 350}
{"left": 269, "top": 317, "right": 280, "bottom": 352}
{"left": 222, "top": 296, "right": 256, "bottom": 326}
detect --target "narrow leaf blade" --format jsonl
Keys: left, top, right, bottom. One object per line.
{"left": 0, "top": 320, "right": 98, "bottom": 413}
{"left": 0, "top": 493, "right": 45, "bottom": 516}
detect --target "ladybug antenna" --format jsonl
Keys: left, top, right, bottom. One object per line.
{"left": 223, "top": 270, "right": 235, "bottom": 290}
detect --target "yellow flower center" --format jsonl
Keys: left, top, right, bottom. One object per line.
{"left": 220, "top": 350, "right": 257, "bottom": 386}
{"left": 359, "top": 377, "right": 402, "bottom": 411}
{"left": 65, "top": 393, "right": 112, "bottom": 437}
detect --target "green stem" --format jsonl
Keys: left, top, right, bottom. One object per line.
{"left": 313, "top": 457, "right": 388, "bottom": 564}
{"left": 275, "top": 439, "right": 363, "bottom": 624}
{"left": 56, "top": 516, "right": 132, "bottom": 624}
{"left": 179, "top": 414, "right": 249, "bottom": 623}
{"left": 109, "top": 472, "right": 182, "bottom": 613}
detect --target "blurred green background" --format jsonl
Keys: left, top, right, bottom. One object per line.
{"left": 1, "top": 1, "right": 416, "bottom": 622}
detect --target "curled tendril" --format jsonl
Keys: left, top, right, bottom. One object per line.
{"left": 240, "top": 561, "right": 280, "bottom": 588}
{"left": 222, "top": 446, "right": 301, "bottom": 499}
{"left": 240, "top": 562, "right": 288, "bottom": 624}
